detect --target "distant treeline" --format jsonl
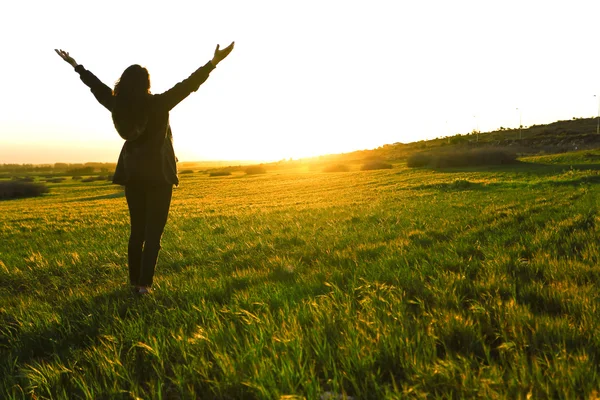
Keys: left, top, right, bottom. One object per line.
{"left": 0, "top": 162, "right": 117, "bottom": 174}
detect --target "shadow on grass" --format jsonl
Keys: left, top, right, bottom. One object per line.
{"left": 158, "top": 259, "right": 323, "bottom": 308}
{"left": 1, "top": 258, "right": 323, "bottom": 369}
{"left": 72, "top": 191, "right": 126, "bottom": 202}
{"left": 414, "top": 180, "right": 492, "bottom": 192}
{"left": 419, "top": 174, "right": 600, "bottom": 191}
{"left": 539, "top": 174, "right": 600, "bottom": 187}
{"left": 424, "top": 161, "right": 600, "bottom": 176}
{"left": 409, "top": 161, "right": 600, "bottom": 192}
{"left": 1, "top": 286, "right": 139, "bottom": 368}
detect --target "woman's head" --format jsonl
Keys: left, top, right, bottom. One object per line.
{"left": 114, "top": 64, "right": 151, "bottom": 96}
{"left": 112, "top": 65, "right": 151, "bottom": 140}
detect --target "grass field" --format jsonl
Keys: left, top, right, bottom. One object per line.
{"left": 1, "top": 151, "right": 600, "bottom": 399}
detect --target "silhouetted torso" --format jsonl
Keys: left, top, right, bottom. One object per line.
{"left": 75, "top": 61, "right": 215, "bottom": 186}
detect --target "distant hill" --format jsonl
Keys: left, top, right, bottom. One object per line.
{"left": 203, "top": 117, "right": 600, "bottom": 173}
{"left": 300, "top": 117, "right": 600, "bottom": 166}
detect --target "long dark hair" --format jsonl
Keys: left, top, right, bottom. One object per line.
{"left": 112, "top": 65, "right": 151, "bottom": 140}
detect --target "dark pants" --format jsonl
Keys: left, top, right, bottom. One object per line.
{"left": 125, "top": 184, "right": 173, "bottom": 287}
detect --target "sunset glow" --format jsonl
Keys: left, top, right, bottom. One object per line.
{"left": 1, "top": 0, "right": 600, "bottom": 164}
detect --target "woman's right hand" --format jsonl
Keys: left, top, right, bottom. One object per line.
{"left": 55, "top": 49, "right": 78, "bottom": 68}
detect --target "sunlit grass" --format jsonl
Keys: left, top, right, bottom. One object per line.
{"left": 1, "top": 151, "right": 600, "bottom": 398}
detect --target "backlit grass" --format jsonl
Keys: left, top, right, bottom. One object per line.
{"left": 1, "top": 151, "right": 600, "bottom": 399}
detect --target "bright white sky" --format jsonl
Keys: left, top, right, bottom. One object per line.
{"left": 1, "top": 0, "right": 599, "bottom": 163}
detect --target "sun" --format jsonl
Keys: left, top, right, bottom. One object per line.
{"left": 174, "top": 130, "right": 342, "bottom": 162}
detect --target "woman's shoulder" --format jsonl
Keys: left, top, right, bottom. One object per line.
{"left": 148, "top": 92, "right": 170, "bottom": 111}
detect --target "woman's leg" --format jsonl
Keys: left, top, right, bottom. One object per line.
{"left": 138, "top": 184, "right": 173, "bottom": 287}
{"left": 125, "top": 185, "right": 147, "bottom": 286}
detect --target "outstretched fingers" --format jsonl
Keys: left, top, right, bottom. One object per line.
{"left": 211, "top": 42, "right": 235, "bottom": 66}
{"left": 218, "top": 42, "right": 234, "bottom": 59}
{"left": 55, "top": 49, "right": 77, "bottom": 67}
{"left": 55, "top": 49, "right": 68, "bottom": 60}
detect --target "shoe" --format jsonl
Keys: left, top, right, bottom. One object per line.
{"left": 138, "top": 286, "right": 152, "bottom": 295}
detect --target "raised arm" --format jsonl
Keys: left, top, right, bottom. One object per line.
{"left": 55, "top": 49, "right": 114, "bottom": 111}
{"left": 157, "top": 41, "right": 234, "bottom": 111}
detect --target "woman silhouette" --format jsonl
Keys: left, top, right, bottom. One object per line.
{"left": 55, "top": 43, "right": 234, "bottom": 294}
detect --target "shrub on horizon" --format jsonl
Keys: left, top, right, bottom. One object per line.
{"left": 209, "top": 171, "right": 232, "bottom": 177}
{"left": 179, "top": 169, "right": 194, "bottom": 174}
{"left": 12, "top": 176, "right": 34, "bottom": 182}
{"left": 81, "top": 176, "right": 108, "bottom": 183}
{"left": 323, "top": 164, "right": 350, "bottom": 173}
{"left": 245, "top": 165, "right": 267, "bottom": 175}
{"left": 407, "top": 148, "right": 518, "bottom": 169}
{"left": 361, "top": 161, "right": 393, "bottom": 171}
{"left": 45, "top": 177, "right": 66, "bottom": 183}
{"left": 0, "top": 181, "right": 49, "bottom": 200}
{"left": 67, "top": 166, "right": 95, "bottom": 175}
{"left": 406, "top": 153, "right": 431, "bottom": 168}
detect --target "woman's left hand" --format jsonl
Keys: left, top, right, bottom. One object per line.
{"left": 55, "top": 49, "right": 78, "bottom": 68}
{"left": 211, "top": 42, "right": 235, "bottom": 66}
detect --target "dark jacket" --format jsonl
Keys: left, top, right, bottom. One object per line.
{"left": 75, "top": 61, "right": 215, "bottom": 186}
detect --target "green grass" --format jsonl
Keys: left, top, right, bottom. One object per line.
{"left": 2, "top": 150, "right": 600, "bottom": 399}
